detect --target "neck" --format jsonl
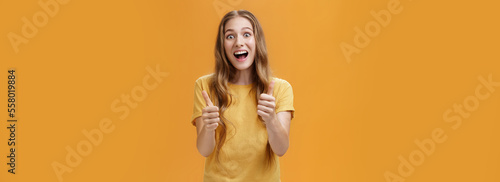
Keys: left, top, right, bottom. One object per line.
{"left": 231, "top": 68, "right": 253, "bottom": 85}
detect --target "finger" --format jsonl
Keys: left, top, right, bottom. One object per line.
{"left": 258, "top": 100, "right": 275, "bottom": 108}
{"left": 204, "top": 112, "right": 219, "bottom": 118}
{"left": 205, "top": 117, "right": 220, "bottom": 124}
{"left": 267, "top": 80, "right": 275, "bottom": 96}
{"left": 206, "top": 123, "right": 219, "bottom": 130}
{"left": 202, "top": 112, "right": 217, "bottom": 119}
{"left": 202, "top": 90, "right": 214, "bottom": 107}
{"left": 257, "top": 105, "right": 273, "bottom": 113}
{"left": 257, "top": 110, "right": 268, "bottom": 117}
{"left": 259, "top": 94, "right": 275, "bottom": 102}
{"left": 203, "top": 106, "right": 219, "bottom": 113}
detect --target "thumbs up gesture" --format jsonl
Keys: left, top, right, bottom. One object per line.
{"left": 201, "top": 91, "right": 220, "bottom": 131}
{"left": 257, "top": 80, "right": 276, "bottom": 124}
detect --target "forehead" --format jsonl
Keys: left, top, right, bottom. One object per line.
{"left": 224, "top": 17, "right": 253, "bottom": 32}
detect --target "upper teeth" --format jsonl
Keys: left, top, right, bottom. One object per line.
{"left": 235, "top": 51, "right": 247, "bottom": 55}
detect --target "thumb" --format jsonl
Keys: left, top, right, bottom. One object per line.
{"left": 267, "top": 80, "right": 275, "bottom": 96}
{"left": 202, "top": 90, "right": 214, "bottom": 107}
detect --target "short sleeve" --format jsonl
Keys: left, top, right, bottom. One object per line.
{"left": 274, "top": 78, "right": 295, "bottom": 119}
{"left": 190, "top": 76, "right": 209, "bottom": 126}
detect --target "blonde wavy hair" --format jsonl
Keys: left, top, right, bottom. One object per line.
{"left": 208, "top": 10, "right": 274, "bottom": 169}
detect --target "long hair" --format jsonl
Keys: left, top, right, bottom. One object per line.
{"left": 209, "top": 9, "right": 275, "bottom": 170}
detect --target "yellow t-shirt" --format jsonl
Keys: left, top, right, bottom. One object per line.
{"left": 191, "top": 74, "right": 295, "bottom": 182}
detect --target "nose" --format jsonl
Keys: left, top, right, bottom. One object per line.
{"left": 235, "top": 36, "right": 244, "bottom": 47}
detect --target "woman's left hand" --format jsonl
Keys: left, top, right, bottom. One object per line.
{"left": 257, "top": 80, "right": 277, "bottom": 124}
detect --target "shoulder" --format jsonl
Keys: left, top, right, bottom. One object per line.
{"left": 271, "top": 77, "right": 293, "bottom": 89}
{"left": 193, "top": 74, "right": 214, "bottom": 91}
{"left": 195, "top": 74, "right": 213, "bottom": 83}
{"left": 271, "top": 77, "right": 293, "bottom": 97}
{"left": 194, "top": 73, "right": 214, "bottom": 86}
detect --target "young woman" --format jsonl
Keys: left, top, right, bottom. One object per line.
{"left": 191, "top": 10, "right": 295, "bottom": 181}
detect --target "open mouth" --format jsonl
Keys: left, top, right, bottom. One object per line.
{"left": 233, "top": 50, "right": 248, "bottom": 61}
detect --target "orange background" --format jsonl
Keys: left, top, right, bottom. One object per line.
{"left": 1, "top": 0, "right": 499, "bottom": 181}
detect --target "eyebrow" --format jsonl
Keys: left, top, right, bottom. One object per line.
{"left": 224, "top": 27, "right": 253, "bottom": 33}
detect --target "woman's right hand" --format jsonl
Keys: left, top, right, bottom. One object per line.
{"left": 201, "top": 91, "right": 220, "bottom": 131}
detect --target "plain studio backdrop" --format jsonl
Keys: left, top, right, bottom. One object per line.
{"left": 0, "top": 0, "right": 499, "bottom": 181}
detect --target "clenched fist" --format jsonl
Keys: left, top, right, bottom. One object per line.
{"left": 201, "top": 90, "right": 220, "bottom": 131}
{"left": 257, "top": 80, "right": 277, "bottom": 124}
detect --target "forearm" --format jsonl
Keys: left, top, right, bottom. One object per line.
{"left": 196, "top": 128, "right": 216, "bottom": 157}
{"left": 266, "top": 118, "right": 289, "bottom": 157}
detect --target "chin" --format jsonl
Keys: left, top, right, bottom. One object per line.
{"left": 230, "top": 59, "right": 254, "bottom": 71}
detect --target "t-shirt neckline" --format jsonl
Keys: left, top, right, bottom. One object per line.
{"left": 228, "top": 82, "right": 254, "bottom": 88}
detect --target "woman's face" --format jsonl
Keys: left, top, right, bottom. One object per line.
{"left": 224, "top": 17, "right": 256, "bottom": 71}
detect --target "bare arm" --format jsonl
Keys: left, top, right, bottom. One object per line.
{"left": 265, "top": 111, "right": 292, "bottom": 157}
{"left": 195, "top": 116, "right": 217, "bottom": 157}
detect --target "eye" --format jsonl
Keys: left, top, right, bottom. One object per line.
{"left": 226, "top": 35, "right": 234, "bottom": 39}
{"left": 243, "top": 33, "right": 251, "bottom": 37}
